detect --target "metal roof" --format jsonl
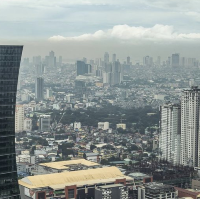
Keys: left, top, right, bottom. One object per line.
{"left": 19, "top": 166, "right": 133, "bottom": 189}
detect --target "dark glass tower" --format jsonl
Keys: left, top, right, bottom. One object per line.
{"left": 0, "top": 45, "right": 23, "bottom": 198}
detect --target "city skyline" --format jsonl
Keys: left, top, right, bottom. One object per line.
{"left": 1, "top": 0, "right": 200, "bottom": 59}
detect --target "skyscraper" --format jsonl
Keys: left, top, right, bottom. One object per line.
{"left": 76, "top": 61, "right": 92, "bottom": 76}
{"left": 159, "top": 103, "right": 181, "bottom": 165}
{"left": 0, "top": 45, "right": 23, "bottom": 198}
{"left": 59, "top": 56, "right": 62, "bottom": 67}
{"left": 181, "top": 86, "right": 200, "bottom": 167}
{"left": 35, "top": 64, "right": 44, "bottom": 76}
{"left": 35, "top": 77, "right": 44, "bottom": 101}
{"left": 49, "top": 50, "right": 55, "bottom": 67}
{"left": 127, "top": 56, "right": 130, "bottom": 65}
{"left": 112, "top": 54, "right": 116, "bottom": 62}
{"left": 143, "top": 56, "right": 153, "bottom": 67}
{"left": 104, "top": 52, "right": 109, "bottom": 64}
{"left": 172, "top": 53, "right": 179, "bottom": 67}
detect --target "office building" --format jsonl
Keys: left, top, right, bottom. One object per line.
{"left": 112, "top": 53, "right": 116, "bottom": 62}
{"left": 156, "top": 56, "right": 161, "bottom": 67}
{"left": 82, "top": 57, "right": 87, "bottom": 63}
{"left": 172, "top": 53, "right": 179, "bottom": 67}
{"left": 159, "top": 103, "right": 181, "bottom": 165}
{"left": 35, "top": 63, "right": 44, "bottom": 76}
{"left": 181, "top": 86, "right": 200, "bottom": 167}
{"left": 59, "top": 56, "right": 62, "bottom": 67}
{"left": 49, "top": 50, "right": 55, "bottom": 67}
{"left": 35, "top": 77, "right": 44, "bottom": 101}
{"left": 19, "top": 166, "right": 133, "bottom": 199}
{"left": 15, "top": 104, "right": 25, "bottom": 133}
{"left": 143, "top": 56, "right": 153, "bottom": 67}
{"left": 39, "top": 115, "right": 51, "bottom": 131}
{"left": 103, "top": 72, "right": 112, "bottom": 84}
{"left": 46, "top": 88, "right": 53, "bottom": 99}
{"left": 0, "top": 45, "right": 23, "bottom": 198}
{"left": 180, "top": 57, "right": 187, "bottom": 67}
{"left": 104, "top": 52, "right": 109, "bottom": 64}
{"left": 138, "top": 182, "right": 176, "bottom": 199}
{"left": 33, "top": 56, "right": 41, "bottom": 65}
{"left": 111, "top": 61, "right": 122, "bottom": 85}
{"left": 76, "top": 61, "right": 92, "bottom": 76}
{"left": 127, "top": 56, "right": 130, "bottom": 65}
{"left": 95, "top": 184, "right": 128, "bottom": 199}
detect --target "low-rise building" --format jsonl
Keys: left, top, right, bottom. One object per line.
{"left": 138, "top": 182, "right": 176, "bottom": 199}
{"left": 98, "top": 122, "right": 109, "bottom": 130}
{"left": 19, "top": 166, "right": 134, "bottom": 199}
{"left": 95, "top": 184, "right": 128, "bottom": 199}
{"left": 116, "top": 123, "right": 126, "bottom": 130}
{"left": 176, "top": 187, "right": 200, "bottom": 199}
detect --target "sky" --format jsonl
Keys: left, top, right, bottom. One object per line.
{"left": 1, "top": 0, "right": 200, "bottom": 61}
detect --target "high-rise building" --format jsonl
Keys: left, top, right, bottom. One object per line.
{"left": 49, "top": 51, "right": 55, "bottom": 67}
{"left": 35, "top": 77, "right": 44, "bottom": 101}
{"left": 33, "top": 56, "right": 41, "bottom": 65}
{"left": 159, "top": 103, "right": 181, "bottom": 165}
{"left": 59, "top": 56, "right": 62, "bottom": 67}
{"left": 180, "top": 57, "right": 187, "bottom": 67}
{"left": 172, "top": 53, "right": 179, "bottom": 67}
{"left": 76, "top": 61, "right": 92, "bottom": 76}
{"left": 167, "top": 56, "right": 171, "bottom": 67}
{"left": 112, "top": 61, "right": 122, "bottom": 85}
{"left": 104, "top": 52, "right": 109, "bottom": 64}
{"left": 15, "top": 104, "right": 25, "bottom": 133}
{"left": 35, "top": 64, "right": 44, "bottom": 76}
{"left": 143, "top": 56, "right": 153, "bottom": 67}
{"left": 112, "top": 54, "right": 116, "bottom": 62}
{"left": 39, "top": 115, "right": 51, "bottom": 131}
{"left": 103, "top": 72, "right": 112, "bottom": 84}
{"left": 156, "top": 56, "right": 161, "bottom": 67}
{"left": 181, "top": 86, "right": 200, "bottom": 167}
{"left": 127, "top": 56, "right": 130, "bottom": 65}
{"left": 46, "top": 88, "right": 53, "bottom": 99}
{"left": 0, "top": 45, "right": 23, "bottom": 198}
{"left": 82, "top": 57, "right": 87, "bottom": 64}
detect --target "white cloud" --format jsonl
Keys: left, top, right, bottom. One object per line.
{"left": 49, "top": 24, "right": 200, "bottom": 42}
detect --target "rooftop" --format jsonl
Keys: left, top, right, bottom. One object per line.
{"left": 39, "top": 159, "right": 99, "bottom": 170}
{"left": 145, "top": 182, "right": 173, "bottom": 190}
{"left": 98, "top": 184, "right": 124, "bottom": 189}
{"left": 19, "top": 166, "right": 133, "bottom": 189}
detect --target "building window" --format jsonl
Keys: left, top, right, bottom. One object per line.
{"left": 68, "top": 189, "right": 75, "bottom": 198}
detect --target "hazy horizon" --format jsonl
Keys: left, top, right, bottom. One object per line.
{"left": 1, "top": 0, "right": 200, "bottom": 61}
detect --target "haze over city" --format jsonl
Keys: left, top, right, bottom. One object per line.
{"left": 1, "top": 0, "right": 200, "bottom": 60}
{"left": 2, "top": 0, "right": 200, "bottom": 199}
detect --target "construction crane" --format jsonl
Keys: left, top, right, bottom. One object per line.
{"left": 50, "top": 112, "right": 66, "bottom": 141}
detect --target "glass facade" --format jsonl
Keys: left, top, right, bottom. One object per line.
{"left": 0, "top": 45, "right": 23, "bottom": 199}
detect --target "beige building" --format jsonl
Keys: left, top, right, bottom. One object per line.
{"left": 19, "top": 166, "right": 134, "bottom": 199}
{"left": 116, "top": 123, "right": 126, "bottom": 130}
{"left": 15, "top": 104, "right": 24, "bottom": 132}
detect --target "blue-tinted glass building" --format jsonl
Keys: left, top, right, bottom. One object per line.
{"left": 0, "top": 45, "right": 23, "bottom": 198}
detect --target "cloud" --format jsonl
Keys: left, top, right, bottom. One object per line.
{"left": 49, "top": 24, "right": 200, "bottom": 42}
